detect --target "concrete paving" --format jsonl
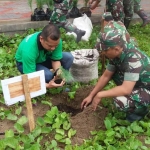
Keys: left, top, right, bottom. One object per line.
{"left": 0, "top": 0, "right": 150, "bottom": 35}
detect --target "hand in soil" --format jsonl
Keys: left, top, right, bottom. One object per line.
{"left": 92, "top": 94, "right": 101, "bottom": 111}
{"left": 81, "top": 96, "right": 92, "bottom": 109}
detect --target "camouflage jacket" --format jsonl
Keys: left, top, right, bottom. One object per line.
{"left": 107, "top": 44, "right": 150, "bottom": 88}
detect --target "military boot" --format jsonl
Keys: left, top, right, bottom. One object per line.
{"left": 64, "top": 21, "right": 86, "bottom": 43}
{"left": 136, "top": 10, "right": 150, "bottom": 27}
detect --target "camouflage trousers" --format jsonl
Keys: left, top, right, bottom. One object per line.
{"left": 112, "top": 74, "right": 150, "bottom": 113}
{"left": 123, "top": 0, "right": 134, "bottom": 22}
{"left": 114, "top": 88, "right": 150, "bottom": 113}
{"left": 134, "top": 0, "right": 142, "bottom": 13}
{"left": 123, "top": 0, "right": 143, "bottom": 22}
{"left": 106, "top": 0, "right": 124, "bottom": 23}
{"left": 50, "top": 0, "right": 73, "bottom": 24}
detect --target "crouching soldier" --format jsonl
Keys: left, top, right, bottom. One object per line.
{"left": 81, "top": 29, "right": 150, "bottom": 122}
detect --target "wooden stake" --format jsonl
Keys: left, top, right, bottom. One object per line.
{"left": 22, "top": 74, "right": 35, "bottom": 132}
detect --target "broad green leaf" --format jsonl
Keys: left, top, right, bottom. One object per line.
{"left": 32, "top": 126, "right": 42, "bottom": 138}
{"left": 0, "top": 48, "right": 6, "bottom": 54}
{"left": 4, "top": 137, "right": 18, "bottom": 149}
{"left": 65, "top": 138, "right": 71, "bottom": 145}
{"left": 90, "top": 130, "right": 98, "bottom": 135}
{"left": 41, "top": 100, "right": 52, "bottom": 107}
{"left": 52, "top": 122, "right": 61, "bottom": 129}
{"left": 41, "top": 127, "right": 52, "bottom": 134}
{"left": 44, "top": 116, "right": 53, "bottom": 124}
{"left": 5, "top": 129, "right": 14, "bottom": 138}
{"left": 0, "top": 139, "right": 6, "bottom": 150}
{"left": 14, "top": 123, "right": 24, "bottom": 133}
{"left": 17, "top": 116, "right": 28, "bottom": 125}
{"left": 55, "top": 134, "right": 64, "bottom": 140}
{"left": 104, "top": 119, "right": 112, "bottom": 130}
{"left": 27, "top": 143, "right": 41, "bottom": 150}
{"left": 105, "top": 129, "right": 115, "bottom": 137}
{"left": 46, "top": 106, "right": 59, "bottom": 118}
{"left": 28, "top": 133, "right": 35, "bottom": 143}
{"left": 51, "top": 140, "right": 57, "bottom": 148}
{"left": 7, "top": 113, "right": 17, "bottom": 121}
{"left": 68, "top": 91, "right": 76, "bottom": 99}
{"left": 61, "top": 112, "right": 67, "bottom": 119}
{"left": 56, "top": 129, "right": 65, "bottom": 135}
{"left": 141, "top": 145, "right": 149, "bottom": 150}
{"left": 63, "top": 121, "right": 71, "bottom": 130}
{"left": 68, "top": 128, "right": 76, "bottom": 138}
{"left": 130, "top": 122, "right": 144, "bottom": 133}
{"left": 15, "top": 107, "right": 22, "bottom": 115}
{"left": 37, "top": 117, "right": 45, "bottom": 126}
{"left": 129, "top": 138, "right": 142, "bottom": 149}
{"left": 107, "top": 145, "right": 117, "bottom": 150}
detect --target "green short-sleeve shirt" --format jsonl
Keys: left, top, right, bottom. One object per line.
{"left": 15, "top": 32, "right": 62, "bottom": 74}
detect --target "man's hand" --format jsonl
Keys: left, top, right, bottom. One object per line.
{"left": 91, "top": 93, "right": 101, "bottom": 111}
{"left": 46, "top": 76, "right": 65, "bottom": 88}
{"left": 81, "top": 95, "right": 93, "bottom": 109}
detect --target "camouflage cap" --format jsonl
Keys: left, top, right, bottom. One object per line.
{"left": 96, "top": 29, "right": 124, "bottom": 51}
{"left": 102, "top": 12, "right": 113, "bottom": 21}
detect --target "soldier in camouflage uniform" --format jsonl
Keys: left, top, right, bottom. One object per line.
{"left": 81, "top": 29, "right": 150, "bottom": 122}
{"left": 123, "top": 0, "right": 150, "bottom": 28}
{"left": 88, "top": 0, "right": 124, "bottom": 23}
{"left": 134, "top": 0, "right": 150, "bottom": 27}
{"left": 49, "top": 0, "right": 86, "bottom": 43}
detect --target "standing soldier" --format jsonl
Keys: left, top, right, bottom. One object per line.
{"left": 123, "top": 0, "right": 150, "bottom": 28}
{"left": 49, "top": 0, "right": 86, "bottom": 43}
{"left": 88, "top": 0, "right": 124, "bottom": 23}
{"left": 134, "top": 0, "right": 150, "bottom": 27}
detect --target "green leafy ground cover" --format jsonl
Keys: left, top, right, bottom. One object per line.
{"left": 0, "top": 23, "right": 150, "bottom": 150}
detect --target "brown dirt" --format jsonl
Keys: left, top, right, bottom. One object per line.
{"left": 0, "top": 85, "right": 108, "bottom": 146}
{"left": 0, "top": 85, "right": 149, "bottom": 148}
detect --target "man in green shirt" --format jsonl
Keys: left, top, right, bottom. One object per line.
{"left": 15, "top": 24, "right": 74, "bottom": 89}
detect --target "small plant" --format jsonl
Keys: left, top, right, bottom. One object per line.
{"left": 28, "top": 0, "right": 46, "bottom": 21}
{"left": 44, "top": 0, "right": 54, "bottom": 11}
{"left": 44, "top": 0, "right": 54, "bottom": 20}
{"left": 57, "top": 66, "right": 74, "bottom": 83}
{"left": 28, "top": 0, "right": 33, "bottom": 14}
{"left": 35, "top": 0, "right": 44, "bottom": 10}
{"left": 72, "top": 0, "right": 78, "bottom": 7}
{"left": 28, "top": 0, "right": 44, "bottom": 12}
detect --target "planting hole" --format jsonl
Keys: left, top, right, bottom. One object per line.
{"left": 56, "top": 103, "right": 82, "bottom": 116}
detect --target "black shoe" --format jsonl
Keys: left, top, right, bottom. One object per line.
{"left": 75, "top": 29, "right": 86, "bottom": 43}
{"left": 126, "top": 108, "right": 149, "bottom": 122}
{"left": 126, "top": 113, "right": 143, "bottom": 122}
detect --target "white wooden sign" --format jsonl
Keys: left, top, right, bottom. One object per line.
{"left": 1, "top": 70, "right": 46, "bottom": 106}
